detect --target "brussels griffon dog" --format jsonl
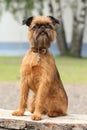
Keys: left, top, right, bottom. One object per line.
{"left": 12, "top": 16, "right": 68, "bottom": 120}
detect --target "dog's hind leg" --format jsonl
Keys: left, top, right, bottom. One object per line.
{"left": 46, "top": 94, "right": 67, "bottom": 117}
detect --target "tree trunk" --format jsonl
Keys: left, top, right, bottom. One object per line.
{"left": 56, "top": 21, "right": 68, "bottom": 55}
{"left": 49, "top": 0, "right": 68, "bottom": 55}
{"left": 70, "top": 0, "right": 87, "bottom": 57}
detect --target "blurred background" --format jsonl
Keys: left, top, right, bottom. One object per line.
{"left": 0, "top": 0, "right": 87, "bottom": 114}
{"left": 0, "top": 0, "right": 87, "bottom": 57}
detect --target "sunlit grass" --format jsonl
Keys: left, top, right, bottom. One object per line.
{"left": 0, "top": 56, "right": 87, "bottom": 84}
{"left": 0, "top": 56, "right": 22, "bottom": 82}
{"left": 55, "top": 56, "right": 87, "bottom": 84}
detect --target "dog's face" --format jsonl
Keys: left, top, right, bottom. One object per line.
{"left": 23, "top": 16, "right": 59, "bottom": 48}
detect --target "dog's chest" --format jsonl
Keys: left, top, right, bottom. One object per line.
{"left": 21, "top": 53, "right": 43, "bottom": 87}
{"left": 21, "top": 50, "right": 55, "bottom": 91}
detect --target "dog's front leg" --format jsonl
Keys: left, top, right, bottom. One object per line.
{"left": 32, "top": 82, "right": 49, "bottom": 120}
{"left": 12, "top": 78, "right": 29, "bottom": 116}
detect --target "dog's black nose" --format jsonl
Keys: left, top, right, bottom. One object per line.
{"left": 40, "top": 25, "right": 45, "bottom": 30}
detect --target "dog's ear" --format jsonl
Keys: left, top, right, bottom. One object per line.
{"left": 48, "top": 16, "right": 60, "bottom": 25}
{"left": 22, "top": 16, "right": 34, "bottom": 26}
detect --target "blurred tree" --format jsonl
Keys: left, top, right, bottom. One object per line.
{"left": 1, "top": 0, "right": 87, "bottom": 57}
{"left": 1, "top": 0, "right": 68, "bottom": 55}
{"left": 48, "top": 0, "right": 68, "bottom": 55}
{"left": 2, "top": 0, "right": 35, "bottom": 19}
{"left": 0, "top": 0, "right": 3, "bottom": 17}
{"left": 2, "top": 0, "right": 44, "bottom": 19}
{"left": 70, "top": 0, "right": 87, "bottom": 57}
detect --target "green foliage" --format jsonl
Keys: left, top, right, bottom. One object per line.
{"left": 2, "top": 0, "right": 35, "bottom": 20}
{"left": 1, "top": 0, "right": 46, "bottom": 20}
{"left": 0, "top": 0, "right": 3, "bottom": 18}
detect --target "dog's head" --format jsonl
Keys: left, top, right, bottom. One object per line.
{"left": 23, "top": 16, "right": 59, "bottom": 49}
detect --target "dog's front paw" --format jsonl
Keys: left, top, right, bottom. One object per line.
{"left": 32, "top": 113, "right": 42, "bottom": 120}
{"left": 12, "top": 109, "right": 24, "bottom": 116}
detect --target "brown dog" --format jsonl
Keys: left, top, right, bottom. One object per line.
{"left": 12, "top": 16, "right": 68, "bottom": 120}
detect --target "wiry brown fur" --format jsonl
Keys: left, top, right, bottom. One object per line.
{"left": 12, "top": 16, "right": 68, "bottom": 120}
{"left": 28, "top": 16, "right": 56, "bottom": 48}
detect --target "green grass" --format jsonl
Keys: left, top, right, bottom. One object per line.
{"left": 0, "top": 56, "right": 87, "bottom": 84}
{"left": 55, "top": 56, "right": 87, "bottom": 84}
{"left": 0, "top": 56, "right": 22, "bottom": 82}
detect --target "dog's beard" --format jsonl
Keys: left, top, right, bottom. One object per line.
{"left": 33, "top": 30, "right": 54, "bottom": 48}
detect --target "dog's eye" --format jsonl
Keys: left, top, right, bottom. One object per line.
{"left": 46, "top": 24, "right": 52, "bottom": 29}
{"left": 32, "top": 24, "right": 39, "bottom": 30}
